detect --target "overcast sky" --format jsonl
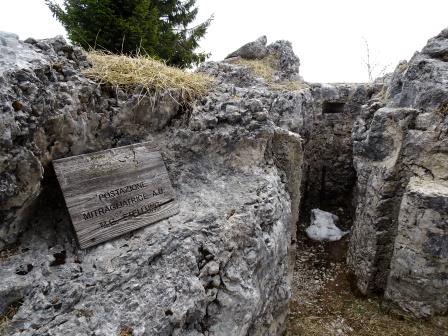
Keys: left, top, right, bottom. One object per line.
{"left": 1, "top": 0, "right": 447, "bottom": 82}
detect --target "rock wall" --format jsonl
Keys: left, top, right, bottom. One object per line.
{"left": 347, "top": 28, "right": 448, "bottom": 317}
{"left": 386, "top": 178, "right": 448, "bottom": 317}
{"left": 0, "top": 34, "right": 308, "bottom": 336}
{"left": 201, "top": 57, "right": 375, "bottom": 231}
{"left": 299, "top": 83, "right": 376, "bottom": 229}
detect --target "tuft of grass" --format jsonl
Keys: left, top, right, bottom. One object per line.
{"left": 0, "top": 242, "right": 19, "bottom": 262}
{"left": 74, "top": 309, "right": 93, "bottom": 319}
{"left": 438, "top": 101, "right": 448, "bottom": 116}
{"left": 0, "top": 300, "right": 22, "bottom": 336}
{"left": 84, "top": 52, "right": 214, "bottom": 103}
{"left": 397, "top": 62, "right": 408, "bottom": 72}
{"left": 230, "top": 54, "right": 279, "bottom": 82}
{"left": 229, "top": 55, "right": 309, "bottom": 92}
{"left": 270, "top": 80, "right": 310, "bottom": 92}
{"left": 118, "top": 326, "right": 134, "bottom": 336}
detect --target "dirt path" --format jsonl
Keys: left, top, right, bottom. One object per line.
{"left": 286, "top": 237, "right": 448, "bottom": 336}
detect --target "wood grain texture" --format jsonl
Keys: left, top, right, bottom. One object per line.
{"left": 53, "top": 141, "right": 179, "bottom": 249}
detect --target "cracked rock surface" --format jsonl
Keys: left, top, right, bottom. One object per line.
{"left": 0, "top": 33, "right": 307, "bottom": 335}
{"left": 348, "top": 27, "right": 448, "bottom": 317}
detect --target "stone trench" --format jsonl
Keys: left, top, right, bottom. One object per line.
{"left": 1, "top": 30, "right": 447, "bottom": 335}
{"left": 299, "top": 84, "right": 372, "bottom": 230}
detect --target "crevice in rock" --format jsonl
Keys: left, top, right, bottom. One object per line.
{"left": 0, "top": 299, "right": 23, "bottom": 334}
{"left": 322, "top": 101, "right": 345, "bottom": 114}
{"left": 298, "top": 86, "right": 369, "bottom": 235}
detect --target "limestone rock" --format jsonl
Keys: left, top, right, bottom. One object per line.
{"left": 225, "top": 36, "right": 268, "bottom": 60}
{"left": 2, "top": 25, "right": 446, "bottom": 331}
{"left": 347, "top": 27, "right": 448, "bottom": 318}
{"left": 422, "top": 28, "right": 448, "bottom": 60}
{"left": 299, "top": 82, "right": 374, "bottom": 223}
{"left": 224, "top": 37, "right": 301, "bottom": 81}
{"left": 267, "top": 40, "right": 301, "bottom": 81}
{"left": 0, "top": 32, "right": 75, "bottom": 75}
{"left": 0, "top": 34, "right": 305, "bottom": 336}
{"left": 385, "top": 178, "right": 448, "bottom": 317}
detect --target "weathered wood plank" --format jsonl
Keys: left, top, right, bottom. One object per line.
{"left": 53, "top": 141, "right": 179, "bottom": 249}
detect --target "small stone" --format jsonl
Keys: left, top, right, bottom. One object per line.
{"left": 253, "top": 111, "right": 268, "bottom": 121}
{"left": 206, "top": 261, "right": 220, "bottom": 276}
{"left": 225, "top": 35, "right": 268, "bottom": 60}
{"left": 211, "top": 275, "right": 221, "bottom": 288}
{"left": 12, "top": 101, "right": 23, "bottom": 111}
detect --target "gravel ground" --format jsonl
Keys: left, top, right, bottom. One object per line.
{"left": 286, "top": 236, "right": 448, "bottom": 336}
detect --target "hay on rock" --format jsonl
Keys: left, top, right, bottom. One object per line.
{"left": 84, "top": 52, "right": 213, "bottom": 103}
{"left": 229, "top": 54, "right": 309, "bottom": 92}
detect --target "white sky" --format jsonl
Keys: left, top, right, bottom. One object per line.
{"left": 1, "top": 0, "right": 447, "bottom": 82}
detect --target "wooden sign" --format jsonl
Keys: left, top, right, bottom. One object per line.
{"left": 53, "top": 142, "right": 179, "bottom": 249}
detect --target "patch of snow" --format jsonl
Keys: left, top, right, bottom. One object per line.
{"left": 306, "top": 208, "right": 348, "bottom": 241}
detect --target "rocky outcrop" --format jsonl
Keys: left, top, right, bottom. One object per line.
{"left": 0, "top": 34, "right": 182, "bottom": 249}
{"left": 225, "top": 36, "right": 301, "bottom": 81}
{"left": 225, "top": 36, "right": 268, "bottom": 60}
{"left": 266, "top": 41, "right": 301, "bottom": 81}
{"left": 1, "top": 26, "right": 447, "bottom": 334}
{"left": 385, "top": 178, "right": 448, "bottom": 317}
{"left": 0, "top": 33, "right": 308, "bottom": 335}
{"left": 348, "top": 28, "right": 448, "bottom": 317}
{"left": 0, "top": 32, "right": 46, "bottom": 74}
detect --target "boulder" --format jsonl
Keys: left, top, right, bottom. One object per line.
{"left": 225, "top": 35, "right": 268, "bottom": 60}
{"left": 266, "top": 40, "right": 301, "bottom": 81}
{"left": 224, "top": 36, "right": 301, "bottom": 81}
{"left": 0, "top": 35, "right": 306, "bottom": 336}
{"left": 385, "top": 178, "right": 448, "bottom": 317}
{"left": 0, "top": 31, "right": 51, "bottom": 75}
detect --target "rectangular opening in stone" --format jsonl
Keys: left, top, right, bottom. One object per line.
{"left": 322, "top": 102, "right": 345, "bottom": 114}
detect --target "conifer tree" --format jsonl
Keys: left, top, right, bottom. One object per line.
{"left": 46, "top": 0, "right": 211, "bottom": 67}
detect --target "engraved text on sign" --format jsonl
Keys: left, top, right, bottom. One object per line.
{"left": 53, "top": 142, "right": 179, "bottom": 249}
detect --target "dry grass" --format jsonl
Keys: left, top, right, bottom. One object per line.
{"left": 229, "top": 55, "right": 308, "bottom": 92}
{"left": 376, "top": 85, "right": 389, "bottom": 103}
{"left": 118, "top": 326, "right": 134, "bottom": 336}
{"left": 0, "top": 300, "right": 22, "bottom": 336}
{"left": 436, "top": 52, "right": 448, "bottom": 62}
{"left": 438, "top": 101, "right": 448, "bottom": 116}
{"left": 397, "top": 61, "right": 408, "bottom": 72}
{"left": 270, "top": 81, "right": 309, "bottom": 92}
{"left": 84, "top": 52, "right": 214, "bottom": 103}
{"left": 231, "top": 54, "right": 278, "bottom": 82}
{"left": 0, "top": 242, "right": 19, "bottom": 261}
